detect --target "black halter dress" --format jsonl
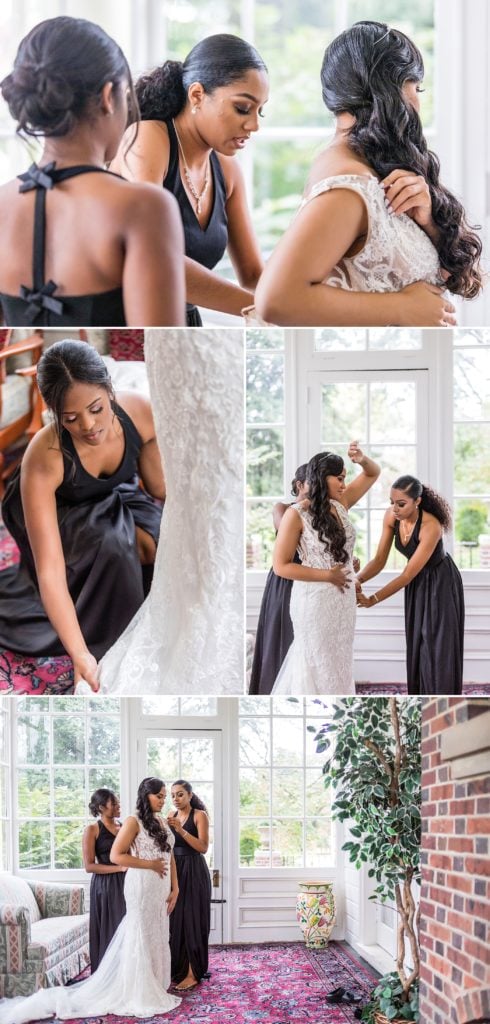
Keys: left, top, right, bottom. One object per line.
{"left": 0, "top": 404, "right": 162, "bottom": 658}
{"left": 169, "top": 808, "right": 212, "bottom": 984}
{"left": 394, "top": 510, "right": 464, "bottom": 694}
{"left": 249, "top": 549, "right": 301, "bottom": 695}
{"left": 89, "top": 821, "right": 126, "bottom": 972}
{"left": 163, "top": 120, "right": 228, "bottom": 326}
{"left": 0, "top": 162, "right": 126, "bottom": 326}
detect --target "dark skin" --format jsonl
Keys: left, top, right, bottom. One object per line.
{"left": 167, "top": 784, "right": 209, "bottom": 989}
{"left": 83, "top": 795, "right": 127, "bottom": 876}
{"left": 0, "top": 80, "right": 185, "bottom": 326}
{"left": 20, "top": 381, "right": 164, "bottom": 690}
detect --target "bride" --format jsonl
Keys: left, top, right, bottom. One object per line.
{"left": 1, "top": 778, "right": 181, "bottom": 1022}
{"left": 87, "top": 329, "right": 243, "bottom": 695}
{"left": 255, "top": 20, "right": 482, "bottom": 326}
{"left": 272, "top": 443, "right": 379, "bottom": 694}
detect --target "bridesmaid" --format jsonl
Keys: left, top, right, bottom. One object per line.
{"left": 82, "top": 789, "right": 126, "bottom": 972}
{"left": 112, "top": 34, "right": 269, "bottom": 324}
{"left": 357, "top": 475, "right": 464, "bottom": 694}
{"left": 0, "top": 15, "right": 185, "bottom": 326}
{"left": 168, "top": 780, "right": 211, "bottom": 990}
{"left": 249, "top": 464, "right": 308, "bottom": 695}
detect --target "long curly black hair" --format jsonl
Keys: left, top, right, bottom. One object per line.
{"left": 306, "top": 452, "right": 348, "bottom": 564}
{"left": 321, "top": 21, "right": 482, "bottom": 298}
{"left": 392, "top": 475, "right": 452, "bottom": 531}
{"left": 136, "top": 777, "right": 172, "bottom": 853}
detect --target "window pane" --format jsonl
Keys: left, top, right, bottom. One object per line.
{"left": 179, "top": 698, "right": 217, "bottom": 716}
{"left": 272, "top": 819, "right": 304, "bottom": 867}
{"left": 272, "top": 768, "right": 304, "bottom": 816}
{"left": 305, "top": 769, "right": 331, "bottom": 817}
{"left": 454, "top": 349, "right": 490, "bottom": 421}
{"left": 305, "top": 817, "right": 333, "bottom": 867}
{"left": 454, "top": 424, "right": 490, "bottom": 495}
{"left": 180, "top": 738, "right": 213, "bottom": 779}
{"left": 239, "top": 718, "right": 271, "bottom": 766}
{"left": 247, "top": 329, "right": 284, "bottom": 350}
{"left": 88, "top": 767, "right": 121, "bottom": 796}
{"left": 247, "top": 353, "right": 284, "bottom": 424}
{"left": 143, "top": 697, "right": 180, "bottom": 715}
{"left": 370, "top": 383, "right": 416, "bottom": 443}
{"left": 239, "top": 819, "right": 270, "bottom": 867}
{"left": 18, "top": 769, "right": 50, "bottom": 818}
{"left": 146, "top": 738, "right": 179, "bottom": 781}
{"left": 54, "top": 822, "right": 84, "bottom": 870}
{"left": 18, "top": 716, "right": 49, "bottom": 764}
{"left": 247, "top": 428, "right": 284, "bottom": 495}
{"left": 53, "top": 718, "right": 85, "bottom": 764}
{"left": 0, "top": 821, "right": 7, "bottom": 871}
{"left": 368, "top": 329, "right": 422, "bottom": 350}
{"left": 454, "top": 499, "right": 490, "bottom": 569}
{"left": 247, "top": 500, "right": 276, "bottom": 570}
{"left": 272, "top": 717, "right": 303, "bottom": 766}
{"left": 240, "top": 767, "right": 270, "bottom": 817}
{"left": 272, "top": 698, "right": 302, "bottom": 716}
{"left": 88, "top": 717, "right": 120, "bottom": 764}
{"left": 370, "top": 445, "right": 418, "bottom": 505}
{"left": 254, "top": 139, "right": 320, "bottom": 252}
{"left": 322, "top": 383, "right": 366, "bottom": 441}
{"left": 315, "top": 329, "right": 367, "bottom": 352}
{"left": 53, "top": 769, "right": 86, "bottom": 818}
{"left": 18, "top": 822, "right": 51, "bottom": 870}
{"left": 239, "top": 697, "right": 271, "bottom": 715}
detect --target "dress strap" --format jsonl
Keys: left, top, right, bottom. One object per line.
{"left": 17, "top": 162, "right": 123, "bottom": 320}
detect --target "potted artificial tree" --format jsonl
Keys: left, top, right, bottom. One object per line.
{"left": 315, "top": 696, "right": 421, "bottom": 1023}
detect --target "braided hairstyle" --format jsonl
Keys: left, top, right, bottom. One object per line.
{"left": 392, "top": 474, "right": 452, "bottom": 531}
{"left": 136, "top": 777, "right": 172, "bottom": 853}
{"left": 306, "top": 452, "right": 348, "bottom": 564}
{"left": 320, "top": 21, "right": 482, "bottom": 298}
{"left": 1, "top": 16, "right": 138, "bottom": 139}
{"left": 136, "top": 34, "right": 267, "bottom": 122}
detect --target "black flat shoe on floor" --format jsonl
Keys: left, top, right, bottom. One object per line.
{"left": 326, "top": 986, "right": 346, "bottom": 1003}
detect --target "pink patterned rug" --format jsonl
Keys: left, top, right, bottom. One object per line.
{"left": 57, "top": 941, "right": 378, "bottom": 1023}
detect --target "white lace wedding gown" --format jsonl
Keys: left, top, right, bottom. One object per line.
{"left": 1, "top": 818, "right": 181, "bottom": 1022}
{"left": 272, "top": 500, "right": 357, "bottom": 695}
{"left": 301, "top": 173, "right": 442, "bottom": 291}
{"left": 97, "top": 330, "right": 243, "bottom": 694}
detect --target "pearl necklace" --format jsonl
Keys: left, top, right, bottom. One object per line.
{"left": 173, "top": 119, "right": 210, "bottom": 216}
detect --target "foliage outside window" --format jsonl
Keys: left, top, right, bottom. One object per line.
{"left": 238, "top": 696, "right": 334, "bottom": 869}
{"left": 453, "top": 329, "right": 490, "bottom": 569}
{"left": 141, "top": 697, "right": 218, "bottom": 716}
{"left": 247, "top": 329, "right": 286, "bottom": 570}
{"left": 0, "top": 698, "right": 10, "bottom": 871}
{"left": 15, "top": 697, "right": 121, "bottom": 871}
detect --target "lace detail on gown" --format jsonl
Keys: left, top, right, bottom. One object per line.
{"left": 97, "top": 330, "right": 244, "bottom": 694}
{"left": 1, "top": 818, "right": 180, "bottom": 1021}
{"left": 300, "top": 174, "right": 442, "bottom": 292}
{"left": 272, "top": 500, "right": 357, "bottom": 695}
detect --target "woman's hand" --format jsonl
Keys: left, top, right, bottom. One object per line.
{"left": 396, "top": 282, "right": 456, "bottom": 326}
{"left": 328, "top": 565, "right": 352, "bottom": 591}
{"left": 167, "top": 815, "right": 183, "bottom": 834}
{"left": 381, "top": 169, "right": 432, "bottom": 228}
{"left": 149, "top": 858, "right": 168, "bottom": 877}
{"left": 73, "top": 652, "right": 99, "bottom": 692}
{"left": 166, "top": 888, "right": 179, "bottom": 914}
{"left": 357, "top": 592, "right": 376, "bottom": 608}
{"left": 347, "top": 441, "right": 365, "bottom": 465}
{"left": 353, "top": 557, "right": 361, "bottom": 574}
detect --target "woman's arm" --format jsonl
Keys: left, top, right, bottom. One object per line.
{"left": 273, "top": 507, "right": 351, "bottom": 589}
{"left": 122, "top": 184, "right": 186, "bottom": 326}
{"left": 110, "top": 816, "right": 168, "bottom": 875}
{"left": 255, "top": 189, "right": 456, "bottom": 327}
{"left": 358, "top": 515, "right": 442, "bottom": 606}
{"left": 272, "top": 501, "right": 290, "bottom": 532}
{"left": 357, "top": 510, "right": 396, "bottom": 583}
{"left": 118, "top": 392, "right": 165, "bottom": 500}
{"left": 114, "top": 121, "right": 255, "bottom": 317}
{"left": 342, "top": 443, "right": 380, "bottom": 509}
{"left": 167, "top": 810, "right": 209, "bottom": 854}
{"left": 219, "top": 156, "right": 264, "bottom": 290}
{"left": 20, "top": 438, "right": 99, "bottom": 689}
{"left": 82, "top": 824, "right": 126, "bottom": 874}
{"left": 166, "top": 854, "right": 179, "bottom": 914}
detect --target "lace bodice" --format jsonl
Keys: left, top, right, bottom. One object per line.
{"left": 301, "top": 174, "right": 441, "bottom": 292}
{"left": 294, "top": 500, "right": 356, "bottom": 568}
{"left": 131, "top": 816, "right": 174, "bottom": 860}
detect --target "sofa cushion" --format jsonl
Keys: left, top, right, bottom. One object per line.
{"left": 28, "top": 914, "right": 88, "bottom": 968}
{"left": 0, "top": 873, "right": 41, "bottom": 924}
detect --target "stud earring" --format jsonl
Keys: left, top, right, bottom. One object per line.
{"left": 191, "top": 105, "right": 199, "bottom": 114}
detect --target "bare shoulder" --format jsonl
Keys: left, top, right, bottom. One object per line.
{"left": 21, "top": 425, "right": 63, "bottom": 479}
{"left": 383, "top": 507, "right": 397, "bottom": 528}
{"left": 420, "top": 510, "right": 441, "bottom": 532}
{"left": 112, "top": 120, "right": 170, "bottom": 174}
{"left": 215, "top": 152, "right": 243, "bottom": 199}
{"left": 116, "top": 390, "right": 154, "bottom": 439}
{"left": 305, "top": 147, "right": 377, "bottom": 194}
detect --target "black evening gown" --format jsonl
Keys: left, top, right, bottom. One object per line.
{"left": 163, "top": 120, "right": 228, "bottom": 327}
{"left": 89, "top": 822, "right": 126, "bottom": 972}
{"left": 394, "top": 511, "right": 464, "bottom": 694}
{"left": 249, "top": 551, "right": 301, "bottom": 695}
{"left": 0, "top": 163, "right": 126, "bottom": 326}
{"left": 0, "top": 404, "right": 162, "bottom": 658}
{"left": 170, "top": 809, "right": 212, "bottom": 984}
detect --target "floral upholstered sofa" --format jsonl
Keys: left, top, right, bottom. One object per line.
{"left": 0, "top": 873, "right": 89, "bottom": 997}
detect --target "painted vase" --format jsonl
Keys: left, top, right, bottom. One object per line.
{"left": 296, "top": 881, "right": 336, "bottom": 948}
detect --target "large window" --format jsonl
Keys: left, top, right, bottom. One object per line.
{"left": 0, "top": 698, "right": 10, "bottom": 871}
{"left": 15, "top": 697, "right": 121, "bottom": 871}
{"left": 453, "top": 330, "right": 490, "bottom": 569}
{"left": 238, "top": 697, "right": 333, "bottom": 869}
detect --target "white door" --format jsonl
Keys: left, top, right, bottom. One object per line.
{"left": 376, "top": 899, "right": 397, "bottom": 957}
{"left": 136, "top": 728, "right": 224, "bottom": 943}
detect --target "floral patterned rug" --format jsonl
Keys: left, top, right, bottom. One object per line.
{"left": 58, "top": 941, "right": 378, "bottom": 1024}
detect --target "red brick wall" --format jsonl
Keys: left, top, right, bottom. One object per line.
{"left": 420, "top": 698, "right": 490, "bottom": 1024}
